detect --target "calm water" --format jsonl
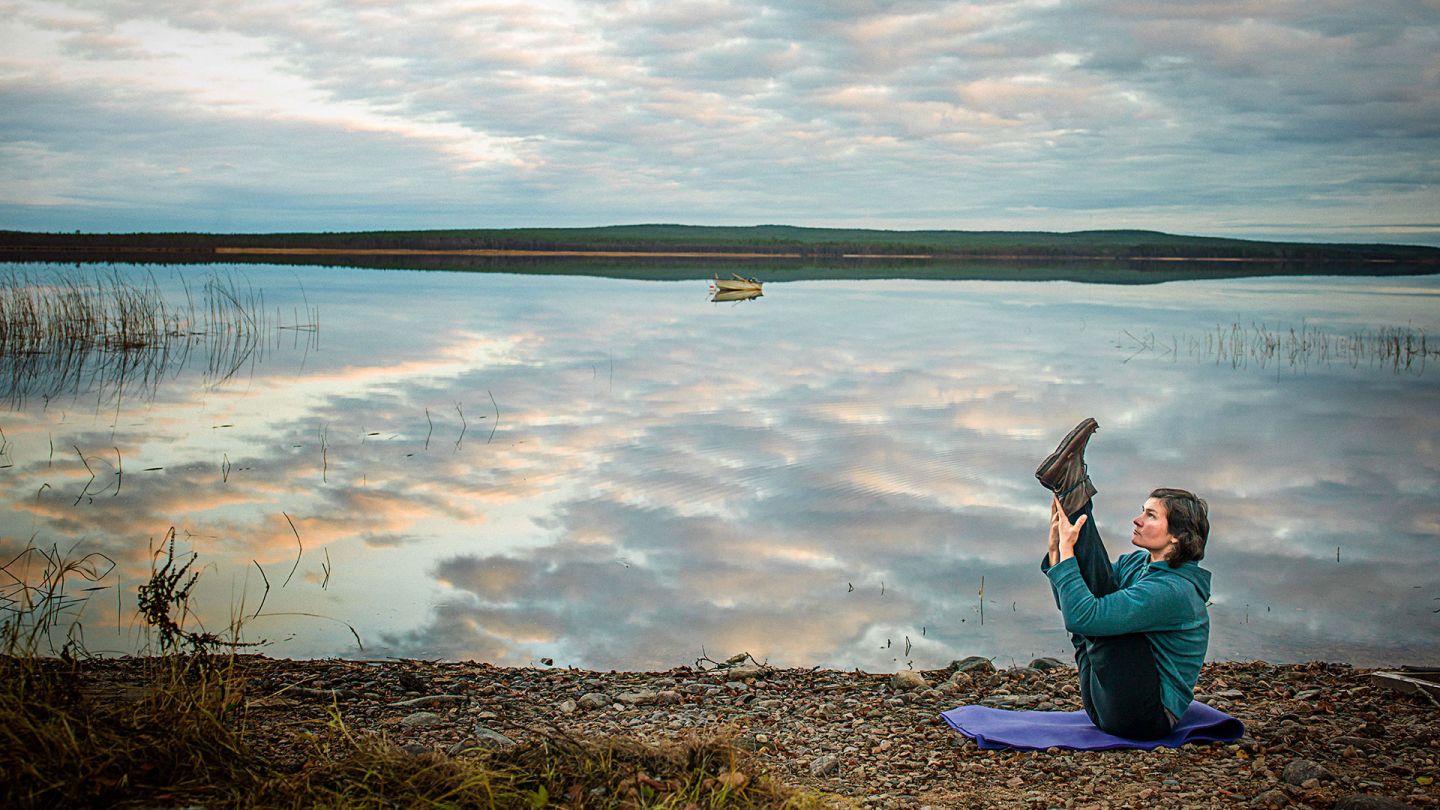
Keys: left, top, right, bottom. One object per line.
{"left": 2, "top": 262, "right": 1438, "bottom": 670}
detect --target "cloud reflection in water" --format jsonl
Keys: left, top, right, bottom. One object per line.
{"left": 1, "top": 266, "right": 1437, "bottom": 668}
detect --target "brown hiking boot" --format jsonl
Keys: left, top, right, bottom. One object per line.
{"left": 1035, "top": 418, "right": 1099, "bottom": 515}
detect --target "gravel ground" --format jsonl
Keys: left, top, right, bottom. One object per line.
{"left": 81, "top": 656, "right": 1439, "bottom": 808}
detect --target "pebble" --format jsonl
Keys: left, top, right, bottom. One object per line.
{"left": 1282, "top": 757, "right": 1331, "bottom": 785}
{"left": 1251, "top": 787, "right": 1289, "bottom": 808}
{"left": 469, "top": 724, "right": 516, "bottom": 750}
{"left": 390, "top": 694, "right": 467, "bottom": 708}
{"left": 1330, "top": 732, "right": 1376, "bottom": 749}
{"left": 400, "top": 711, "right": 443, "bottom": 728}
{"left": 949, "top": 656, "right": 995, "bottom": 674}
{"left": 716, "top": 771, "right": 748, "bottom": 789}
{"left": 577, "top": 692, "right": 610, "bottom": 710}
{"left": 1333, "top": 796, "right": 1421, "bottom": 809}
{"left": 892, "top": 671, "right": 929, "bottom": 691}
{"left": 287, "top": 685, "right": 354, "bottom": 700}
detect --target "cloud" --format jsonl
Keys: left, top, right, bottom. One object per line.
{"left": 0, "top": 0, "right": 1435, "bottom": 239}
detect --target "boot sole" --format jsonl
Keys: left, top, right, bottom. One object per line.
{"left": 1034, "top": 417, "right": 1099, "bottom": 485}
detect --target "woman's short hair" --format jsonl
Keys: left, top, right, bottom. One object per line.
{"left": 1150, "top": 487, "right": 1208, "bottom": 567}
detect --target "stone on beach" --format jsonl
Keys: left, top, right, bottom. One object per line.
{"left": 400, "top": 710, "right": 443, "bottom": 727}
{"left": 390, "top": 694, "right": 467, "bottom": 708}
{"left": 577, "top": 692, "right": 611, "bottom": 710}
{"left": 948, "top": 656, "right": 995, "bottom": 674}
{"left": 1333, "top": 796, "right": 1422, "bottom": 809}
{"left": 892, "top": 670, "right": 929, "bottom": 691}
{"left": 809, "top": 754, "right": 840, "bottom": 776}
{"left": 615, "top": 689, "right": 657, "bottom": 706}
{"left": 470, "top": 724, "right": 517, "bottom": 750}
{"left": 1282, "top": 757, "right": 1332, "bottom": 785}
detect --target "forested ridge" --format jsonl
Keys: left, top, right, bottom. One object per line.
{"left": 3, "top": 225, "right": 1437, "bottom": 262}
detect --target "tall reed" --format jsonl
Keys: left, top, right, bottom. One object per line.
{"left": 1123, "top": 320, "right": 1436, "bottom": 374}
{"left": 0, "top": 269, "right": 307, "bottom": 405}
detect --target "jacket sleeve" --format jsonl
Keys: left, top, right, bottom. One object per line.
{"left": 1045, "top": 557, "right": 1193, "bottom": 636}
{"left": 1040, "top": 552, "right": 1061, "bottom": 609}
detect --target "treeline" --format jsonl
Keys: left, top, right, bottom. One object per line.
{"left": 2, "top": 225, "right": 1438, "bottom": 263}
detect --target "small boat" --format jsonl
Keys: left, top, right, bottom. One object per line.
{"left": 712, "top": 273, "right": 762, "bottom": 292}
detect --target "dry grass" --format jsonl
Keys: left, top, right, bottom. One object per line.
{"left": 253, "top": 724, "right": 831, "bottom": 809}
{"left": 0, "top": 654, "right": 252, "bottom": 809}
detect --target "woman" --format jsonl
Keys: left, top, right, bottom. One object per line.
{"left": 1035, "top": 418, "right": 1212, "bottom": 740}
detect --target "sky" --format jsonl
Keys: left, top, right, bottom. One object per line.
{"left": 1, "top": 0, "right": 1439, "bottom": 243}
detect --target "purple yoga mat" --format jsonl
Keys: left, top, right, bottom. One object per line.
{"left": 940, "top": 701, "right": 1244, "bottom": 751}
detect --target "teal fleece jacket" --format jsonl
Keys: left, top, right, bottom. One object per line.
{"left": 1045, "top": 550, "right": 1211, "bottom": 722}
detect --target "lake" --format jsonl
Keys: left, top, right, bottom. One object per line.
{"left": 2, "top": 261, "right": 1437, "bottom": 670}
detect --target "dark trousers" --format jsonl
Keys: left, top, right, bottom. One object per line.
{"left": 1046, "top": 501, "right": 1173, "bottom": 740}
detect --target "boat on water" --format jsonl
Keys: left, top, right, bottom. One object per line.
{"left": 712, "top": 273, "right": 762, "bottom": 292}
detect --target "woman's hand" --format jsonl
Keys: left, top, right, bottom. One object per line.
{"left": 1053, "top": 495, "right": 1087, "bottom": 562}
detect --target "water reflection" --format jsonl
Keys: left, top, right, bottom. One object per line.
{"left": 710, "top": 274, "right": 764, "bottom": 303}
{"left": 711, "top": 289, "right": 764, "bottom": 304}
{"left": 0, "top": 265, "right": 1436, "bottom": 669}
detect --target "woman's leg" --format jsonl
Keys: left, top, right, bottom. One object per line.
{"left": 1066, "top": 500, "right": 1118, "bottom": 597}
{"left": 1072, "top": 633, "right": 1172, "bottom": 739}
{"left": 1064, "top": 500, "right": 1173, "bottom": 740}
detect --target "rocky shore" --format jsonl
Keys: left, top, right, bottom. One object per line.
{"left": 81, "top": 655, "right": 1438, "bottom": 808}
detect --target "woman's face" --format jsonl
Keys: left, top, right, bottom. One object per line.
{"left": 1132, "top": 497, "right": 1178, "bottom": 561}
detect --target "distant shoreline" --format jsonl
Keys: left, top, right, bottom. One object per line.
{"left": 208, "top": 247, "right": 1407, "bottom": 263}
{"left": 3, "top": 225, "right": 1437, "bottom": 266}
{"left": 203, "top": 245, "right": 1393, "bottom": 259}
{"left": 0, "top": 243, "right": 1424, "bottom": 265}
